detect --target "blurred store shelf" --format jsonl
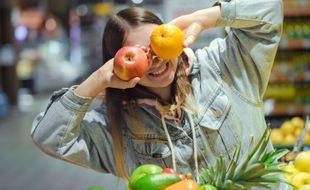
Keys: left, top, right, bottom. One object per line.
{"left": 274, "top": 144, "right": 310, "bottom": 150}
{"left": 279, "top": 39, "right": 310, "bottom": 50}
{"left": 283, "top": 0, "right": 310, "bottom": 17}
{"left": 267, "top": 103, "right": 310, "bottom": 117}
{"left": 265, "top": 0, "right": 310, "bottom": 124}
{"left": 284, "top": 7, "right": 310, "bottom": 17}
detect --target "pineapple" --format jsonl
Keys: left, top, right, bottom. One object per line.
{"left": 199, "top": 127, "right": 290, "bottom": 190}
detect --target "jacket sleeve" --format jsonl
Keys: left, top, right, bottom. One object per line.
{"left": 31, "top": 87, "right": 116, "bottom": 174}
{"left": 203, "top": 0, "right": 283, "bottom": 103}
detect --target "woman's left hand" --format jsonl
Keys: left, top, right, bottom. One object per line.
{"left": 169, "top": 5, "right": 221, "bottom": 47}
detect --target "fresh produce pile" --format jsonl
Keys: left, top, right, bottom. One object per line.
{"left": 270, "top": 116, "right": 310, "bottom": 145}
{"left": 127, "top": 128, "right": 290, "bottom": 190}
{"left": 127, "top": 164, "right": 215, "bottom": 190}
{"left": 282, "top": 150, "right": 310, "bottom": 190}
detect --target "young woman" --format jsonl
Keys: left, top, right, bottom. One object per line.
{"left": 32, "top": 0, "right": 289, "bottom": 188}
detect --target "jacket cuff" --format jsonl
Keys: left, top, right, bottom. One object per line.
{"left": 215, "top": 1, "right": 236, "bottom": 27}
{"left": 60, "top": 86, "right": 92, "bottom": 112}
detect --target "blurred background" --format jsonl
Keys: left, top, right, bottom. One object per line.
{"left": 0, "top": 0, "right": 309, "bottom": 189}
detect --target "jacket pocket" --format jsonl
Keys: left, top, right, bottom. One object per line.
{"left": 198, "top": 88, "right": 231, "bottom": 130}
{"left": 196, "top": 88, "right": 243, "bottom": 160}
{"left": 130, "top": 138, "right": 172, "bottom": 160}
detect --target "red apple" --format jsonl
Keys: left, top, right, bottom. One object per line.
{"left": 162, "top": 168, "right": 187, "bottom": 180}
{"left": 113, "top": 46, "right": 149, "bottom": 81}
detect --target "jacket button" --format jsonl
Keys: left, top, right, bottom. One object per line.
{"left": 211, "top": 109, "right": 221, "bottom": 118}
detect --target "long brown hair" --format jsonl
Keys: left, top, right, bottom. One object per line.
{"left": 102, "top": 6, "right": 194, "bottom": 178}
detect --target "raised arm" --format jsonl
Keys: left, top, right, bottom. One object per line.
{"left": 171, "top": 0, "right": 284, "bottom": 103}
{"left": 31, "top": 59, "right": 140, "bottom": 174}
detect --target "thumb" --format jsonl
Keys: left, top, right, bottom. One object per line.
{"left": 183, "top": 23, "right": 203, "bottom": 47}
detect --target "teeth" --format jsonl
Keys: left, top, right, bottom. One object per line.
{"left": 151, "top": 63, "right": 167, "bottom": 76}
{"left": 152, "top": 66, "right": 166, "bottom": 75}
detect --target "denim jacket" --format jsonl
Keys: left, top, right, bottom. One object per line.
{"left": 31, "top": 0, "right": 290, "bottom": 189}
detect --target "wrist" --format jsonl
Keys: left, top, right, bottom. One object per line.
{"left": 74, "top": 71, "right": 107, "bottom": 98}
{"left": 193, "top": 5, "right": 221, "bottom": 29}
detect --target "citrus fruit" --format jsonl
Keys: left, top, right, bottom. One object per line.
{"left": 150, "top": 23, "right": 184, "bottom": 60}
{"left": 164, "top": 179, "right": 198, "bottom": 190}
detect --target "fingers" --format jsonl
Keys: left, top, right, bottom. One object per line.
{"left": 170, "top": 18, "right": 203, "bottom": 47}
{"left": 128, "top": 77, "right": 140, "bottom": 87}
{"left": 134, "top": 44, "right": 148, "bottom": 53}
{"left": 184, "top": 35, "right": 196, "bottom": 47}
{"left": 183, "top": 23, "right": 203, "bottom": 47}
{"left": 111, "top": 76, "right": 140, "bottom": 89}
{"left": 183, "top": 48, "right": 196, "bottom": 64}
{"left": 183, "top": 48, "right": 196, "bottom": 75}
{"left": 169, "top": 15, "right": 190, "bottom": 30}
{"left": 100, "top": 60, "right": 141, "bottom": 90}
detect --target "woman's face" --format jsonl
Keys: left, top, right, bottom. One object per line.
{"left": 123, "top": 24, "right": 178, "bottom": 88}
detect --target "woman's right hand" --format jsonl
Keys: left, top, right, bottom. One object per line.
{"left": 74, "top": 58, "right": 140, "bottom": 98}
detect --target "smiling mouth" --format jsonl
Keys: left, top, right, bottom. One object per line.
{"left": 149, "top": 62, "right": 169, "bottom": 77}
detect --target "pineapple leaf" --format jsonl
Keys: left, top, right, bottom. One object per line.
{"left": 233, "top": 128, "right": 269, "bottom": 180}
{"left": 226, "top": 144, "right": 240, "bottom": 179}
{"left": 198, "top": 127, "right": 290, "bottom": 190}
{"left": 214, "top": 157, "right": 224, "bottom": 187}
{"left": 199, "top": 168, "right": 208, "bottom": 185}
{"left": 239, "top": 163, "right": 266, "bottom": 180}
{"left": 263, "top": 149, "right": 289, "bottom": 165}
{"left": 261, "top": 168, "right": 287, "bottom": 176}
{"left": 238, "top": 181, "right": 271, "bottom": 189}
{"left": 242, "top": 167, "right": 286, "bottom": 181}
{"left": 225, "top": 159, "right": 237, "bottom": 180}
{"left": 222, "top": 180, "right": 247, "bottom": 190}
{"left": 248, "top": 131, "right": 270, "bottom": 165}
{"left": 247, "top": 176, "right": 283, "bottom": 183}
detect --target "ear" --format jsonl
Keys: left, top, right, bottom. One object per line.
{"left": 183, "top": 48, "right": 196, "bottom": 75}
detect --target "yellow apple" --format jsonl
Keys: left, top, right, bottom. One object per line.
{"left": 294, "top": 151, "right": 310, "bottom": 173}
{"left": 291, "top": 116, "right": 304, "bottom": 129}
{"left": 299, "top": 184, "right": 310, "bottom": 190}
{"left": 281, "top": 121, "right": 294, "bottom": 135}
{"left": 271, "top": 129, "right": 284, "bottom": 144}
{"left": 284, "top": 134, "right": 296, "bottom": 144}
{"left": 303, "top": 133, "right": 310, "bottom": 143}
{"left": 290, "top": 172, "right": 310, "bottom": 188}
{"left": 281, "top": 164, "right": 298, "bottom": 181}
